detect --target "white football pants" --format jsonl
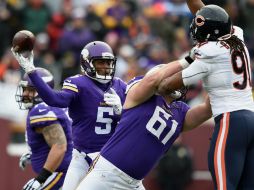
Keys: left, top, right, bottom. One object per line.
{"left": 62, "top": 149, "right": 98, "bottom": 190}
{"left": 76, "top": 156, "right": 146, "bottom": 190}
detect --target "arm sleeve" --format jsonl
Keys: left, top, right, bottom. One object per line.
{"left": 28, "top": 71, "right": 75, "bottom": 108}
{"left": 29, "top": 108, "right": 60, "bottom": 129}
{"left": 182, "top": 59, "right": 209, "bottom": 86}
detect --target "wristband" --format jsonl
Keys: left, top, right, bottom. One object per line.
{"left": 35, "top": 168, "right": 52, "bottom": 184}
{"left": 185, "top": 56, "right": 194, "bottom": 64}
{"left": 179, "top": 56, "right": 194, "bottom": 69}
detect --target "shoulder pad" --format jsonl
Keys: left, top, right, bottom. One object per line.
{"left": 195, "top": 42, "right": 228, "bottom": 60}
{"left": 29, "top": 104, "right": 58, "bottom": 125}
{"left": 232, "top": 25, "right": 244, "bottom": 41}
{"left": 125, "top": 76, "right": 143, "bottom": 94}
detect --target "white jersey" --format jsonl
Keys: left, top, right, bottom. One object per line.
{"left": 182, "top": 26, "right": 254, "bottom": 116}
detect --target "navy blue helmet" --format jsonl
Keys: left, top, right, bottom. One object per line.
{"left": 190, "top": 5, "right": 232, "bottom": 42}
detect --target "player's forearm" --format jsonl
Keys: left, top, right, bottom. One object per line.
{"left": 183, "top": 97, "right": 212, "bottom": 131}
{"left": 186, "top": 0, "right": 205, "bottom": 14}
{"left": 43, "top": 144, "right": 66, "bottom": 172}
{"left": 28, "top": 71, "right": 72, "bottom": 107}
{"left": 160, "top": 60, "right": 184, "bottom": 82}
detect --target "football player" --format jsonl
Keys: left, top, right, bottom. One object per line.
{"left": 12, "top": 41, "right": 126, "bottom": 190}
{"left": 75, "top": 60, "right": 212, "bottom": 190}
{"left": 16, "top": 68, "right": 73, "bottom": 190}
{"left": 157, "top": 1, "right": 254, "bottom": 189}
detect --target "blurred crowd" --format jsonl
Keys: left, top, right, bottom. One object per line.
{"left": 1, "top": 0, "right": 254, "bottom": 149}
{"left": 1, "top": 0, "right": 253, "bottom": 189}
{"left": 0, "top": 0, "right": 253, "bottom": 150}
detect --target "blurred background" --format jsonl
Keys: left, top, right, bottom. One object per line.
{"left": 0, "top": 0, "right": 253, "bottom": 189}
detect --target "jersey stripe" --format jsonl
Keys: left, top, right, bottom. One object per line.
{"left": 62, "top": 85, "right": 79, "bottom": 92}
{"left": 44, "top": 172, "right": 63, "bottom": 190}
{"left": 30, "top": 117, "right": 58, "bottom": 124}
{"left": 214, "top": 113, "right": 230, "bottom": 190}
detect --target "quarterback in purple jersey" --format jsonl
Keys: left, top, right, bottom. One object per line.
{"left": 16, "top": 68, "right": 73, "bottom": 190}
{"left": 12, "top": 41, "right": 126, "bottom": 189}
{"left": 76, "top": 60, "right": 212, "bottom": 189}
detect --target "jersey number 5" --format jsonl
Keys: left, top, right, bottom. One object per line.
{"left": 146, "top": 106, "right": 178, "bottom": 145}
{"left": 231, "top": 50, "right": 251, "bottom": 90}
{"left": 95, "top": 107, "right": 113, "bottom": 135}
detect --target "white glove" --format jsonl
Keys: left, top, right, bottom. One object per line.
{"left": 169, "top": 91, "right": 182, "bottom": 99}
{"left": 179, "top": 46, "right": 197, "bottom": 69}
{"left": 23, "top": 178, "right": 42, "bottom": 190}
{"left": 19, "top": 152, "right": 31, "bottom": 170}
{"left": 104, "top": 88, "right": 122, "bottom": 115}
{"left": 11, "top": 48, "right": 35, "bottom": 73}
{"left": 188, "top": 46, "right": 198, "bottom": 60}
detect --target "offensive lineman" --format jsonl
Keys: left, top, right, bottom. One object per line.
{"left": 75, "top": 59, "right": 212, "bottom": 190}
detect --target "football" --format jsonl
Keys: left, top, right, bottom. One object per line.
{"left": 12, "top": 30, "right": 35, "bottom": 53}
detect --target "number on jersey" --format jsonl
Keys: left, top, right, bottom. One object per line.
{"left": 231, "top": 50, "right": 251, "bottom": 90}
{"left": 146, "top": 106, "right": 178, "bottom": 145}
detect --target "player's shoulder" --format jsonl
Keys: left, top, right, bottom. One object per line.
{"left": 125, "top": 76, "right": 143, "bottom": 94}
{"left": 30, "top": 102, "right": 51, "bottom": 116}
{"left": 232, "top": 25, "right": 244, "bottom": 41}
{"left": 195, "top": 41, "right": 228, "bottom": 59}
{"left": 62, "top": 74, "right": 84, "bottom": 93}
{"left": 195, "top": 25, "right": 245, "bottom": 60}
{"left": 113, "top": 76, "right": 125, "bottom": 84}
{"left": 170, "top": 101, "right": 190, "bottom": 113}
{"left": 63, "top": 74, "right": 84, "bottom": 84}
{"left": 29, "top": 103, "right": 58, "bottom": 124}
{"left": 112, "top": 76, "right": 127, "bottom": 89}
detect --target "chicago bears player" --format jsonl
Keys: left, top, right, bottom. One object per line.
{"left": 75, "top": 61, "right": 212, "bottom": 190}
{"left": 12, "top": 41, "right": 126, "bottom": 190}
{"left": 16, "top": 68, "right": 73, "bottom": 190}
{"left": 157, "top": 1, "right": 254, "bottom": 189}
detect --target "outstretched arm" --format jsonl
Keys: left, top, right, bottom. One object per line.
{"left": 124, "top": 60, "right": 185, "bottom": 109}
{"left": 28, "top": 71, "right": 74, "bottom": 107}
{"left": 12, "top": 50, "right": 74, "bottom": 107}
{"left": 186, "top": 0, "right": 205, "bottom": 14}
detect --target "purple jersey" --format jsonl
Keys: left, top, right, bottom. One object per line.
{"left": 27, "top": 103, "right": 73, "bottom": 174}
{"left": 62, "top": 75, "right": 126, "bottom": 153}
{"left": 101, "top": 77, "right": 190, "bottom": 180}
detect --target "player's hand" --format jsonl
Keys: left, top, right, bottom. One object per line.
{"left": 169, "top": 91, "right": 182, "bottom": 99}
{"left": 188, "top": 46, "right": 198, "bottom": 60}
{"left": 11, "top": 48, "right": 35, "bottom": 73}
{"left": 23, "top": 178, "right": 42, "bottom": 190}
{"left": 104, "top": 88, "right": 122, "bottom": 115}
{"left": 179, "top": 46, "right": 197, "bottom": 69}
{"left": 19, "top": 152, "right": 31, "bottom": 170}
